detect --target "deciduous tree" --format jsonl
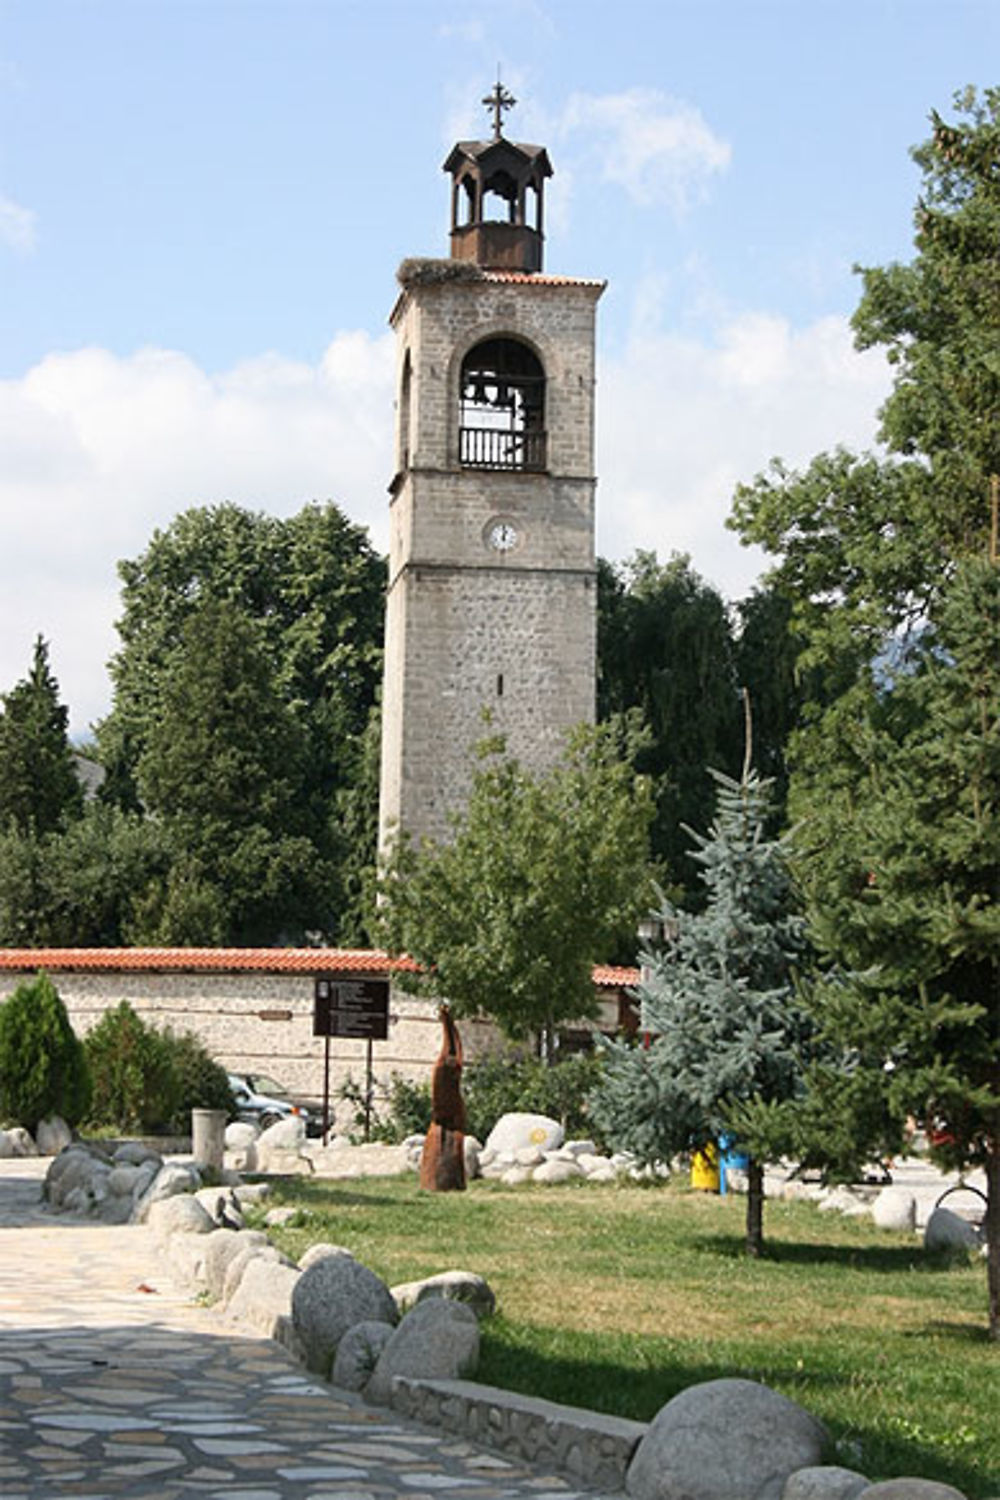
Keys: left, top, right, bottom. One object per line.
{"left": 378, "top": 720, "right": 654, "bottom": 1050}
{"left": 598, "top": 552, "right": 740, "bottom": 896}
{"left": 98, "top": 501, "right": 385, "bottom": 938}
{"left": 133, "top": 598, "right": 331, "bottom": 945}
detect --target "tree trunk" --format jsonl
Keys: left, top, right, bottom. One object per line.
{"left": 986, "top": 1137, "right": 999, "bottom": 1343}
{"left": 746, "top": 1157, "right": 765, "bottom": 1257}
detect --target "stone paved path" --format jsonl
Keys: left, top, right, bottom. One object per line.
{"left": 0, "top": 1160, "right": 607, "bottom": 1500}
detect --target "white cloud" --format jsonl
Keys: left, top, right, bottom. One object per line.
{"left": 0, "top": 308, "right": 891, "bottom": 740}
{"left": 0, "top": 333, "right": 394, "bottom": 736}
{"left": 560, "top": 89, "right": 731, "bottom": 212}
{"left": 596, "top": 311, "right": 892, "bottom": 599}
{"left": 0, "top": 191, "right": 37, "bottom": 252}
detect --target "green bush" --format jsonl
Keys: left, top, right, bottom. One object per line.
{"left": 463, "top": 1049, "right": 606, "bottom": 1144}
{"left": 84, "top": 1003, "right": 236, "bottom": 1136}
{"left": 83, "top": 1001, "right": 178, "bottom": 1133}
{"left": 363, "top": 1050, "right": 607, "bottom": 1146}
{"left": 0, "top": 971, "right": 91, "bottom": 1133}
{"left": 367, "top": 1073, "right": 432, "bottom": 1141}
{"left": 158, "top": 1028, "right": 235, "bottom": 1134}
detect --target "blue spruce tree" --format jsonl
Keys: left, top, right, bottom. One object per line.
{"left": 590, "top": 766, "right": 810, "bottom": 1254}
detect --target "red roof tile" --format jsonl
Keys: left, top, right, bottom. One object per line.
{"left": 593, "top": 965, "right": 640, "bottom": 988}
{"left": 0, "top": 948, "right": 636, "bottom": 985}
{"left": 0, "top": 948, "right": 419, "bottom": 975}
{"left": 482, "top": 270, "right": 606, "bottom": 289}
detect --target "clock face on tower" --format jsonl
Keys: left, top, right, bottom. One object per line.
{"left": 486, "top": 518, "right": 520, "bottom": 552}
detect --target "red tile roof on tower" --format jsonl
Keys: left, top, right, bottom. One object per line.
{"left": 481, "top": 270, "right": 607, "bottom": 288}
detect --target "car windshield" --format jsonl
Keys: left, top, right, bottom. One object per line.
{"left": 246, "top": 1075, "right": 289, "bottom": 1099}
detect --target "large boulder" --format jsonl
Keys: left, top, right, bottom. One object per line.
{"left": 220, "top": 1242, "right": 291, "bottom": 1307}
{"left": 112, "top": 1141, "right": 162, "bottom": 1167}
{"left": 578, "top": 1154, "right": 620, "bottom": 1182}
{"left": 818, "top": 1186, "right": 871, "bottom": 1218}
{"left": 463, "top": 1135, "right": 481, "bottom": 1179}
{"left": 533, "top": 1157, "right": 583, "bottom": 1185}
{"left": 298, "top": 1243, "right": 355, "bottom": 1272}
{"left": 203, "top": 1228, "right": 269, "bottom": 1300}
{"left": 627, "top": 1378, "right": 827, "bottom": 1500}
{"left": 331, "top": 1320, "right": 395, "bottom": 1392}
{"left": 44, "top": 1144, "right": 103, "bottom": 1202}
{"left": 872, "top": 1189, "right": 917, "bottom": 1233}
{"left": 225, "top": 1254, "right": 301, "bottom": 1339}
{"left": 859, "top": 1484, "right": 968, "bottom": 1500}
{"left": 107, "top": 1164, "right": 143, "bottom": 1199}
{"left": 3, "top": 1126, "right": 38, "bottom": 1158}
{"left": 132, "top": 1162, "right": 202, "bottom": 1223}
{"left": 484, "top": 1112, "right": 564, "bottom": 1156}
{"left": 365, "top": 1297, "right": 480, "bottom": 1406}
{"left": 924, "top": 1207, "right": 979, "bottom": 1252}
{"left": 391, "top": 1270, "right": 496, "bottom": 1321}
{"left": 35, "top": 1115, "right": 73, "bottom": 1156}
{"left": 291, "top": 1252, "right": 398, "bottom": 1374}
{"left": 782, "top": 1468, "right": 870, "bottom": 1500}
{"left": 147, "top": 1194, "right": 216, "bottom": 1239}
{"left": 43, "top": 1144, "right": 112, "bottom": 1213}
{"left": 256, "top": 1115, "right": 306, "bottom": 1153}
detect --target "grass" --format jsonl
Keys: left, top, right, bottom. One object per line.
{"left": 258, "top": 1175, "right": 999, "bottom": 1498}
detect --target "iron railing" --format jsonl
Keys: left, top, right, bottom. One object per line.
{"left": 459, "top": 427, "right": 547, "bottom": 471}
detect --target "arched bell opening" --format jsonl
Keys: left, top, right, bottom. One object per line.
{"left": 459, "top": 337, "right": 546, "bottom": 472}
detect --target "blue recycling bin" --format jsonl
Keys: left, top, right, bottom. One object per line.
{"left": 718, "top": 1133, "right": 749, "bottom": 1196}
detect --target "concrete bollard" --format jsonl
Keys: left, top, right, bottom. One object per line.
{"left": 191, "top": 1109, "right": 227, "bottom": 1173}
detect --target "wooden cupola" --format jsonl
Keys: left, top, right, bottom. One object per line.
{"left": 443, "top": 81, "right": 552, "bottom": 274}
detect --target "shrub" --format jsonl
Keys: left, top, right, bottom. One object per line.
{"left": 342, "top": 1050, "right": 606, "bottom": 1147}
{"left": 158, "top": 1027, "right": 235, "bottom": 1134}
{"left": 83, "top": 1001, "right": 178, "bottom": 1133}
{"left": 462, "top": 1049, "right": 606, "bottom": 1145}
{"left": 0, "top": 971, "right": 91, "bottom": 1132}
{"left": 365, "top": 1073, "right": 432, "bottom": 1141}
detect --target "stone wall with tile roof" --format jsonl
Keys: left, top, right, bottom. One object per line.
{"left": 0, "top": 950, "right": 635, "bottom": 1126}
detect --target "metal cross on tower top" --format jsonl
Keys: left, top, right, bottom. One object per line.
{"left": 482, "top": 77, "right": 516, "bottom": 139}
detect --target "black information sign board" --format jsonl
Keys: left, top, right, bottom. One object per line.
{"left": 313, "top": 977, "right": 390, "bottom": 1040}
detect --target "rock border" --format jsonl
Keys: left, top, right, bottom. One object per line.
{"left": 33, "top": 1135, "right": 983, "bottom": 1499}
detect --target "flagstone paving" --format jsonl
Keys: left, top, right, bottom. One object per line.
{"left": 0, "top": 1160, "right": 612, "bottom": 1500}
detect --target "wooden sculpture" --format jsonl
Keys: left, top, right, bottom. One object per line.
{"left": 419, "top": 1006, "right": 467, "bottom": 1192}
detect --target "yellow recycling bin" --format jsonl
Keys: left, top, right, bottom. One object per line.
{"left": 690, "top": 1143, "right": 720, "bottom": 1191}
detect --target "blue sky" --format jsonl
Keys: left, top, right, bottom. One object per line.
{"left": 1, "top": 0, "right": 996, "bottom": 733}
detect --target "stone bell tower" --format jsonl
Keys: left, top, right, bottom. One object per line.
{"left": 378, "top": 84, "right": 605, "bottom": 853}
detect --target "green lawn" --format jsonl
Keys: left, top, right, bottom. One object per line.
{"left": 259, "top": 1176, "right": 999, "bottom": 1498}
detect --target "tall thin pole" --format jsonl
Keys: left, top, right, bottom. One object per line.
{"left": 322, "top": 1033, "right": 330, "bottom": 1145}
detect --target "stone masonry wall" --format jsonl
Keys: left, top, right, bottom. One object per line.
{"left": 379, "top": 271, "right": 602, "bottom": 852}
{"left": 0, "top": 970, "right": 497, "bottom": 1129}
{"left": 388, "top": 564, "right": 595, "bottom": 847}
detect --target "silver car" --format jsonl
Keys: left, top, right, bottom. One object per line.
{"left": 227, "top": 1072, "right": 311, "bottom": 1133}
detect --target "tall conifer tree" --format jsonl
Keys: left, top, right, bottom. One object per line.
{"left": 729, "top": 89, "right": 1000, "bottom": 1333}
{"left": 0, "top": 637, "right": 82, "bottom": 836}
{"left": 590, "top": 766, "right": 810, "bottom": 1255}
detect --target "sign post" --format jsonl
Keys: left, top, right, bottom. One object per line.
{"left": 314, "top": 978, "right": 390, "bottom": 1143}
